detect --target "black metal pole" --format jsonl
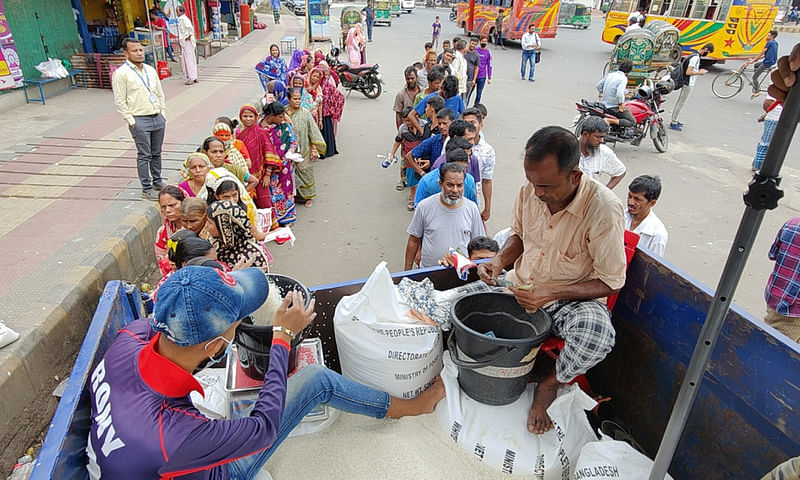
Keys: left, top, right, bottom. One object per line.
{"left": 649, "top": 75, "right": 800, "bottom": 479}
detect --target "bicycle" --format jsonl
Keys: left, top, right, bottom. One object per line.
{"left": 711, "top": 63, "right": 775, "bottom": 99}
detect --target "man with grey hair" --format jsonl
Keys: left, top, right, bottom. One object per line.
{"left": 405, "top": 162, "right": 485, "bottom": 269}
{"left": 577, "top": 116, "right": 626, "bottom": 189}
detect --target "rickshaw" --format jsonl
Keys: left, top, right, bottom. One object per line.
{"left": 340, "top": 7, "right": 363, "bottom": 49}
{"left": 558, "top": 0, "right": 592, "bottom": 29}
{"left": 643, "top": 20, "right": 681, "bottom": 65}
{"left": 603, "top": 28, "right": 674, "bottom": 87}
{"left": 389, "top": 0, "right": 401, "bottom": 17}
{"left": 375, "top": 0, "right": 392, "bottom": 25}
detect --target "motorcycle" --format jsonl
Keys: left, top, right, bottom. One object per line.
{"left": 449, "top": 7, "right": 456, "bottom": 21}
{"left": 326, "top": 48, "right": 384, "bottom": 99}
{"left": 572, "top": 77, "right": 674, "bottom": 153}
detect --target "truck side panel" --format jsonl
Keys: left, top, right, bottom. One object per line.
{"left": 590, "top": 251, "right": 800, "bottom": 479}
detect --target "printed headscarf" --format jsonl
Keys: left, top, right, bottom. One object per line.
{"left": 212, "top": 122, "right": 248, "bottom": 171}
{"left": 206, "top": 200, "right": 270, "bottom": 270}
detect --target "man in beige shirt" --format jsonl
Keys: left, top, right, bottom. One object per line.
{"left": 478, "top": 126, "right": 626, "bottom": 435}
{"left": 112, "top": 38, "right": 167, "bottom": 200}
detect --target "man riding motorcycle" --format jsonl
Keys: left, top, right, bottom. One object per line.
{"left": 596, "top": 59, "right": 635, "bottom": 128}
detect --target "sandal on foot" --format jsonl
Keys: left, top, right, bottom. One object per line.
{"left": 407, "top": 201, "right": 415, "bottom": 212}
{"left": 396, "top": 181, "right": 406, "bottom": 191}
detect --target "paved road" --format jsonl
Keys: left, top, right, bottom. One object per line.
{"left": 276, "top": 8, "right": 800, "bottom": 319}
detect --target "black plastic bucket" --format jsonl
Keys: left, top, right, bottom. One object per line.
{"left": 234, "top": 274, "right": 313, "bottom": 380}
{"left": 448, "top": 293, "right": 552, "bottom": 405}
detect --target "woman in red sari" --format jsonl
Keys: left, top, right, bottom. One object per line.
{"left": 318, "top": 61, "right": 345, "bottom": 158}
{"left": 237, "top": 104, "right": 282, "bottom": 214}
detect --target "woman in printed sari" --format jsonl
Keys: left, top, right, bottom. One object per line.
{"left": 206, "top": 167, "right": 272, "bottom": 238}
{"left": 202, "top": 137, "right": 258, "bottom": 192}
{"left": 212, "top": 119, "right": 251, "bottom": 171}
{"left": 287, "top": 49, "right": 308, "bottom": 71}
{"left": 155, "top": 185, "right": 186, "bottom": 276}
{"left": 206, "top": 200, "right": 271, "bottom": 272}
{"left": 273, "top": 80, "right": 290, "bottom": 106}
{"left": 291, "top": 75, "right": 321, "bottom": 127}
{"left": 176, "top": 152, "right": 212, "bottom": 198}
{"left": 287, "top": 87, "right": 326, "bottom": 208}
{"left": 305, "top": 67, "right": 325, "bottom": 128}
{"left": 287, "top": 50, "right": 312, "bottom": 85}
{"left": 237, "top": 104, "right": 282, "bottom": 210}
{"left": 346, "top": 24, "right": 365, "bottom": 66}
{"left": 256, "top": 44, "right": 288, "bottom": 89}
{"left": 261, "top": 101, "right": 298, "bottom": 226}
{"left": 318, "top": 61, "right": 345, "bottom": 157}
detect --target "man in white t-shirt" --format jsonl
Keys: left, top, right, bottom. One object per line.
{"left": 625, "top": 175, "right": 668, "bottom": 257}
{"left": 405, "top": 163, "right": 485, "bottom": 269}
{"left": 462, "top": 107, "right": 496, "bottom": 220}
{"left": 670, "top": 43, "right": 714, "bottom": 131}
{"left": 577, "top": 116, "right": 626, "bottom": 189}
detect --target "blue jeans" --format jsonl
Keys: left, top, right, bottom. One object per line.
{"left": 521, "top": 50, "right": 535, "bottom": 79}
{"left": 366, "top": 19, "right": 374, "bottom": 40}
{"left": 472, "top": 77, "right": 487, "bottom": 105}
{"left": 228, "top": 365, "right": 390, "bottom": 479}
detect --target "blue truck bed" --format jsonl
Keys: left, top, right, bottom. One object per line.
{"left": 29, "top": 253, "right": 800, "bottom": 479}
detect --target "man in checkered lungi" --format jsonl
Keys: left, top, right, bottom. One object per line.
{"left": 478, "top": 126, "right": 626, "bottom": 434}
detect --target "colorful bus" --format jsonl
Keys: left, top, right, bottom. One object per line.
{"left": 601, "top": 0, "right": 790, "bottom": 61}
{"left": 456, "top": 0, "right": 561, "bottom": 40}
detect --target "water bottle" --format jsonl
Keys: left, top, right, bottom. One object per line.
{"left": 378, "top": 153, "right": 397, "bottom": 168}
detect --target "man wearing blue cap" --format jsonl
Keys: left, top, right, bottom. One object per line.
{"left": 86, "top": 266, "right": 445, "bottom": 479}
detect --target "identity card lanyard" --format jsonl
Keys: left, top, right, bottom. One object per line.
{"left": 129, "top": 63, "right": 160, "bottom": 107}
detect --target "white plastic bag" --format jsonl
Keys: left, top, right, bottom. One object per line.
{"left": 435, "top": 352, "right": 598, "bottom": 477}
{"left": 573, "top": 435, "right": 674, "bottom": 480}
{"left": 35, "top": 58, "right": 69, "bottom": 78}
{"left": 334, "top": 262, "right": 443, "bottom": 399}
{"left": 191, "top": 368, "right": 229, "bottom": 419}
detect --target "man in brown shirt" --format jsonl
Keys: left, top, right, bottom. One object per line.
{"left": 394, "top": 66, "right": 421, "bottom": 128}
{"left": 478, "top": 126, "right": 626, "bottom": 435}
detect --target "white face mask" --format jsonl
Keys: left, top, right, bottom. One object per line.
{"left": 202, "top": 335, "right": 233, "bottom": 367}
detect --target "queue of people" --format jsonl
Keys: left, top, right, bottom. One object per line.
{"left": 136, "top": 44, "right": 351, "bottom": 297}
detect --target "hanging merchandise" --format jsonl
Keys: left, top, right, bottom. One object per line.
{"left": 210, "top": 3, "right": 222, "bottom": 40}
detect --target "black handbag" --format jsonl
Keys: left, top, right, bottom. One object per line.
{"left": 535, "top": 51, "right": 541, "bottom": 63}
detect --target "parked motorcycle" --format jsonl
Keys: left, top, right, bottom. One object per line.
{"left": 449, "top": 7, "right": 457, "bottom": 21}
{"left": 327, "top": 48, "right": 384, "bottom": 99}
{"left": 572, "top": 78, "right": 674, "bottom": 153}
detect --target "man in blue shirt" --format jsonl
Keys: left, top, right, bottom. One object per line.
{"left": 361, "top": 1, "right": 375, "bottom": 42}
{"left": 408, "top": 75, "right": 465, "bottom": 135}
{"left": 415, "top": 145, "right": 478, "bottom": 207}
{"left": 749, "top": 30, "right": 778, "bottom": 98}
{"left": 404, "top": 108, "right": 454, "bottom": 210}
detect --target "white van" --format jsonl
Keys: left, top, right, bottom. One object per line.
{"left": 401, "top": 0, "right": 415, "bottom": 13}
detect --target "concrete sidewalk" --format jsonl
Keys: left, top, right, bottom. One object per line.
{"left": 0, "top": 15, "right": 302, "bottom": 474}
